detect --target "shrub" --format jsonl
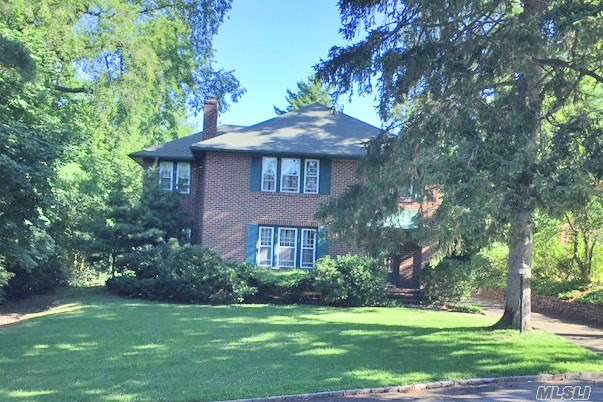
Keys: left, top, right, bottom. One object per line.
{"left": 106, "top": 242, "right": 255, "bottom": 304}
{"left": 580, "top": 288, "right": 603, "bottom": 305}
{"left": 315, "top": 255, "right": 388, "bottom": 306}
{"left": 245, "top": 269, "right": 315, "bottom": 303}
{"left": 423, "top": 257, "right": 478, "bottom": 304}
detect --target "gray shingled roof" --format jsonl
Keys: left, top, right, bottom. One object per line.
{"left": 191, "top": 104, "right": 382, "bottom": 158}
{"left": 130, "top": 124, "right": 243, "bottom": 160}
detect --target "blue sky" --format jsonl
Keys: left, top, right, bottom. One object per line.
{"left": 210, "top": 0, "right": 381, "bottom": 128}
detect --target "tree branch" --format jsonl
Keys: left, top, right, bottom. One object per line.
{"left": 534, "top": 57, "right": 603, "bottom": 84}
{"left": 53, "top": 85, "right": 92, "bottom": 94}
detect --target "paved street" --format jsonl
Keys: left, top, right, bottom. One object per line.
{"left": 307, "top": 379, "right": 601, "bottom": 401}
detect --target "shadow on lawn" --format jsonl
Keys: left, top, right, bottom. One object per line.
{"left": 0, "top": 290, "right": 600, "bottom": 402}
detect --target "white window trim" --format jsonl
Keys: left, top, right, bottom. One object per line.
{"left": 261, "top": 157, "right": 277, "bottom": 193}
{"left": 256, "top": 226, "right": 274, "bottom": 267}
{"left": 303, "top": 159, "right": 320, "bottom": 194}
{"left": 300, "top": 228, "right": 317, "bottom": 269}
{"left": 176, "top": 162, "right": 191, "bottom": 194}
{"left": 276, "top": 227, "right": 297, "bottom": 268}
{"left": 159, "top": 161, "right": 173, "bottom": 191}
{"left": 280, "top": 158, "right": 301, "bottom": 193}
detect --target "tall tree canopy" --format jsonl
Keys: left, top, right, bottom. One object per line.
{"left": 274, "top": 74, "right": 334, "bottom": 114}
{"left": 0, "top": 0, "right": 241, "bottom": 299}
{"left": 317, "top": 0, "right": 603, "bottom": 329}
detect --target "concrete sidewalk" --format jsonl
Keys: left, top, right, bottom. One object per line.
{"left": 476, "top": 297, "right": 603, "bottom": 356}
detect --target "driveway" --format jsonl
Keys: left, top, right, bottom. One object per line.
{"left": 476, "top": 297, "right": 603, "bottom": 356}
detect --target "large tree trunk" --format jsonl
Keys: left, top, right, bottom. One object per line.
{"left": 496, "top": 210, "right": 534, "bottom": 330}
{"left": 493, "top": 0, "right": 546, "bottom": 331}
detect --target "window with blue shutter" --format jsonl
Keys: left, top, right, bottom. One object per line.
{"left": 246, "top": 224, "right": 259, "bottom": 264}
{"left": 318, "top": 159, "right": 331, "bottom": 195}
{"left": 252, "top": 156, "right": 332, "bottom": 195}
{"left": 316, "top": 226, "right": 329, "bottom": 260}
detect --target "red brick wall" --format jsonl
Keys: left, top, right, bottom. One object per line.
{"left": 200, "top": 152, "right": 361, "bottom": 262}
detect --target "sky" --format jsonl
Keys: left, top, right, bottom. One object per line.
{"left": 209, "top": 0, "right": 382, "bottom": 128}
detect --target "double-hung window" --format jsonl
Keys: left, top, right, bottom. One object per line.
{"left": 300, "top": 229, "right": 317, "bottom": 268}
{"left": 176, "top": 162, "right": 191, "bottom": 194}
{"left": 257, "top": 227, "right": 274, "bottom": 267}
{"left": 277, "top": 228, "right": 297, "bottom": 268}
{"left": 280, "top": 158, "right": 300, "bottom": 193}
{"left": 159, "top": 161, "right": 173, "bottom": 191}
{"left": 261, "top": 157, "right": 277, "bottom": 192}
{"left": 303, "top": 159, "right": 319, "bottom": 194}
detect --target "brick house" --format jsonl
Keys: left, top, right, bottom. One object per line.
{"left": 131, "top": 101, "right": 428, "bottom": 287}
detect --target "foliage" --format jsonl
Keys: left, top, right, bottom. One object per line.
{"left": 316, "top": 0, "right": 603, "bottom": 327}
{"left": 314, "top": 255, "right": 388, "bottom": 306}
{"left": 83, "top": 171, "right": 193, "bottom": 275}
{"left": 1, "top": 289, "right": 601, "bottom": 402}
{"left": 0, "top": 35, "right": 35, "bottom": 80}
{"left": 563, "top": 197, "right": 603, "bottom": 282}
{"left": 0, "top": 257, "right": 12, "bottom": 303}
{"left": 106, "top": 242, "right": 254, "bottom": 304}
{"left": 473, "top": 244, "right": 509, "bottom": 291}
{"left": 558, "top": 285, "right": 603, "bottom": 305}
{"left": 0, "top": 1, "right": 241, "bottom": 300}
{"left": 446, "top": 304, "right": 483, "bottom": 315}
{"left": 274, "top": 74, "right": 334, "bottom": 114}
{"left": 245, "top": 269, "right": 315, "bottom": 303}
{"left": 0, "top": 124, "right": 69, "bottom": 300}
{"left": 423, "top": 257, "right": 480, "bottom": 304}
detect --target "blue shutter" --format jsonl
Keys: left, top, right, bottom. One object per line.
{"left": 316, "top": 226, "right": 329, "bottom": 261}
{"left": 250, "top": 157, "right": 262, "bottom": 192}
{"left": 246, "top": 224, "right": 258, "bottom": 265}
{"left": 319, "top": 159, "right": 331, "bottom": 195}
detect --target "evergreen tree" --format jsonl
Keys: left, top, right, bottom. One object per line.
{"left": 274, "top": 75, "right": 334, "bottom": 114}
{"left": 317, "top": 0, "right": 602, "bottom": 329}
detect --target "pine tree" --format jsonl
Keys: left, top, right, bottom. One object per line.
{"left": 317, "top": 0, "right": 603, "bottom": 330}
{"left": 274, "top": 75, "right": 334, "bottom": 114}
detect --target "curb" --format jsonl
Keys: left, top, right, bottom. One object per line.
{"left": 221, "top": 372, "right": 602, "bottom": 402}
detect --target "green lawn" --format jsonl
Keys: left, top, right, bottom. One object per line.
{"left": 0, "top": 289, "right": 601, "bottom": 402}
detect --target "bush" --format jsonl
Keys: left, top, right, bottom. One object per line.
{"left": 245, "top": 269, "right": 315, "bottom": 303}
{"left": 106, "top": 242, "right": 255, "bottom": 304}
{"left": 315, "top": 255, "right": 388, "bottom": 306}
{"left": 423, "top": 257, "right": 478, "bottom": 304}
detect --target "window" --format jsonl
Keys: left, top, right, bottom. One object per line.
{"left": 159, "top": 161, "right": 173, "bottom": 191}
{"left": 182, "top": 228, "right": 192, "bottom": 244}
{"left": 277, "top": 228, "right": 297, "bottom": 268}
{"left": 300, "top": 229, "right": 317, "bottom": 268}
{"left": 176, "top": 162, "right": 191, "bottom": 194}
{"left": 280, "top": 158, "right": 300, "bottom": 193}
{"left": 261, "top": 157, "right": 277, "bottom": 192}
{"left": 257, "top": 227, "right": 274, "bottom": 267}
{"left": 303, "top": 159, "right": 319, "bottom": 194}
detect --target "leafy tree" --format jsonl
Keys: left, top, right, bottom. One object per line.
{"left": 0, "top": 36, "right": 35, "bottom": 80}
{"left": 274, "top": 74, "right": 334, "bottom": 114}
{"left": 0, "top": 1, "right": 240, "bottom": 298}
{"left": 317, "top": 0, "right": 602, "bottom": 329}
{"left": 564, "top": 197, "right": 603, "bottom": 283}
{"left": 0, "top": 124, "right": 68, "bottom": 300}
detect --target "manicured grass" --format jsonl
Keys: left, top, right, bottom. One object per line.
{"left": 0, "top": 289, "right": 601, "bottom": 401}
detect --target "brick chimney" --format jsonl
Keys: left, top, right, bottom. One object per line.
{"left": 203, "top": 99, "right": 219, "bottom": 140}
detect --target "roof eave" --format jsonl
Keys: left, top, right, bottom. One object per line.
{"left": 190, "top": 145, "right": 366, "bottom": 159}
